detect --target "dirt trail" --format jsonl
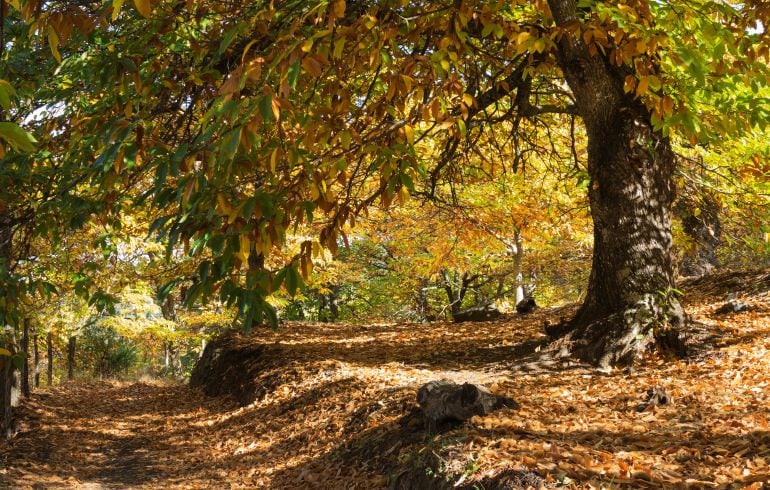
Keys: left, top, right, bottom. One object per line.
{"left": 2, "top": 271, "right": 770, "bottom": 488}
{"left": 1, "top": 381, "right": 239, "bottom": 489}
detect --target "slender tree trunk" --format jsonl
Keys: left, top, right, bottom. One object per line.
{"left": 0, "top": 215, "right": 14, "bottom": 437}
{"left": 47, "top": 331, "right": 53, "bottom": 386}
{"left": 512, "top": 231, "right": 525, "bottom": 304}
{"left": 21, "top": 319, "right": 29, "bottom": 397}
{"left": 328, "top": 287, "right": 340, "bottom": 322}
{"left": 675, "top": 192, "right": 721, "bottom": 277}
{"left": 1, "top": 354, "right": 12, "bottom": 439}
{"left": 33, "top": 329, "right": 40, "bottom": 389}
{"left": 67, "top": 336, "right": 76, "bottom": 380}
{"left": 546, "top": 0, "right": 686, "bottom": 367}
{"left": 1, "top": 329, "right": 16, "bottom": 439}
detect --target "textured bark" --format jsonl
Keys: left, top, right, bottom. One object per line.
{"left": 33, "top": 330, "right": 40, "bottom": 388}
{"left": 21, "top": 319, "right": 29, "bottom": 397}
{"left": 47, "top": 331, "right": 53, "bottom": 386}
{"left": 67, "top": 336, "right": 76, "bottom": 380}
{"left": 0, "top": 329, "right": 18, "bottom": 439}
{"left": 1, "top": 356, "right": 11, "bottom": 439}
{"left": 547, "top": 0, "right": 686, "bottom": 367}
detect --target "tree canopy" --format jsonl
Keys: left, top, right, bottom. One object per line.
{"left": 1, "top": 0, "right": 770, "bottom": 365}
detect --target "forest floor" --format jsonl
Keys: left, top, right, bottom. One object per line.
{"left": 2, "top": 269, "right": 770, "bottom": 489}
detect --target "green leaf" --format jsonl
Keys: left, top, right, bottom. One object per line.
{"left": 0, "top": 122, "right": 37, "bottom": 153}
{"left": 288, "top": 60, "right": 301, "bottom": 89}
{"left": 286, "top": 264, "right": 299, "bottom": 296}
{"left": 12, "top": 352, "right": 26, "bottom": 371}
{"left": 0, "top": 80, "right": 16, "bottom": 110}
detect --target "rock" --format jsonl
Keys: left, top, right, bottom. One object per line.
{"left": 416, "top": 380, "right": 518, "bottom": 430}
{"left": 516, "top": 297, "right": 537, "bottom": 315}
{"left": 189, "top": 330, "right": 269, "bottom": 405}
{"left": 636, "top": 387, "right": 673, "bottom": 412}
{"left": 714, "top": 299, "right": 749, "bottom": 314}
{"left": 453, "top": 305, "right": 502, "bottom": 323}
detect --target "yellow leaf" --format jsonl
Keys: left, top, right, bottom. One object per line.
{"left": 239, "top": 235, "right": 251, "bottom": 262}
{"left": 270, "top": 147, "right": 279, "bottom": 173}
{"left": 133, "top": 0, "right": 151, "bottom": 18}
{"left": 636, "top": 76, "right": 649, "bottom": 97}
{"left": 624, "top": 75, "right": 636, "bottom": 94}
{"left": 517, "top": 31, "right": 531, "bottom": 45}
{"left": 0, "top": 348, "right": 11, "bottom": 357}
{"left": 661, "top": 96, "right": 675, "bottom": 117}
{"left": 462, "top": 93, "right": 474, "bottom": 107}
{"left": 182, "top": 179, "right": 194, "bottom": 208}
{"left": 330, "top": 0, "right": 345, "bottom": 18}
{"left": 404, "top": 124, "right": 414, "bottom": 145}
{"left": 112, "top": 0, "right": 126, "bottom": 21}
{"left": 48, "top": 27, "right": 62, "bottom": 64}
{"left": 216, "top": 194, "right": 232, "bottom": 215}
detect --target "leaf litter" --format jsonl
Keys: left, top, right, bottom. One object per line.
{"left": 1, "top": 270, "right": 770, "bottom": 488}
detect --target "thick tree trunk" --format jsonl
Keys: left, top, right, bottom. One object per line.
{"left": 47, "top": 331, "right": 53, "bottom": 386}
{"left": 21, "top": 319, "right": 29, "bottom": 397}
{"left": 547, "top": 0, "right": 686, "bottom": 367}
{"left": 33, "top": 329, "right": 40, "bottom": 389}
{"left": 67, "top": 336, "right": 76, "bottom": 380}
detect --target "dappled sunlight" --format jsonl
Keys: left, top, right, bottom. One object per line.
{"left": 3, "top": 272, "right": 770, "bottom": 487}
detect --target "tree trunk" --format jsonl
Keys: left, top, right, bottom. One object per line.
{"left": 1, "top": 329, "right": 17, "bottom": 439}
{"left": 21, "top": 319, "right": 29, "bottom": 397}
{"left": 512, "top": 231, "right": 525, "bottom": 304}
{"left": 67, "top": 336, "right": 76, "bottom": 380}
{"left": 675, "top": 192, "right": 721, "bottom": 277}
{"left": 547, "top": 0, "right": 686, "bottom": 367}
{"left": 33, "top": 329, "right": 40, "bottom": 389}
{"left": 415, "top": 278, "right": 429, "bottom": 319}
{"left": 326, "top": 286, "right": 340, "bottom": 322}
{"left": 47, "top": 331, "right": 53, "bottom": 386}
{"left": 1, "top": 354, "right": 12, "bottom": 439}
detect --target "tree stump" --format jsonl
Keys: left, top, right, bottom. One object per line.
{"left": 416, "top": 380, "right": 518, "bottom": 431}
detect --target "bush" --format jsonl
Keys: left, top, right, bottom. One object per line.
{"left": 79, "top": 323, "right": 139, "bottom": 377}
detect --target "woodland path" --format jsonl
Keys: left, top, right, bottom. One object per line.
{"left": 2, "top": 270, "right": 770, "bottom": 489}
{"left": 0, "top": 381, "right": 240, "bottom": 489}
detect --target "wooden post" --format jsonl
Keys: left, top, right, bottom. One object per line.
{"left": 47, "top": 331, "right": 53, "bottom": 386}
{"left": 67, "top": 336, "right": 76, "bottom": 380}
{"left": 21, "top": 319, "right": 29, "bottom": 397}
{"left": 33, "top": 328, "right": 39, "bottom": 389}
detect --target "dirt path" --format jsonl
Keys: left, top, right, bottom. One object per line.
{"left": 0, "top": 381, "right": 239, "bottom": 489}
{"left": 2, "top": 271, "right": 770, "bottom": 489}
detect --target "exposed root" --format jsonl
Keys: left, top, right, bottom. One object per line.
{"left": 546, "top": 295, "right": 688, "bottom": 368}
